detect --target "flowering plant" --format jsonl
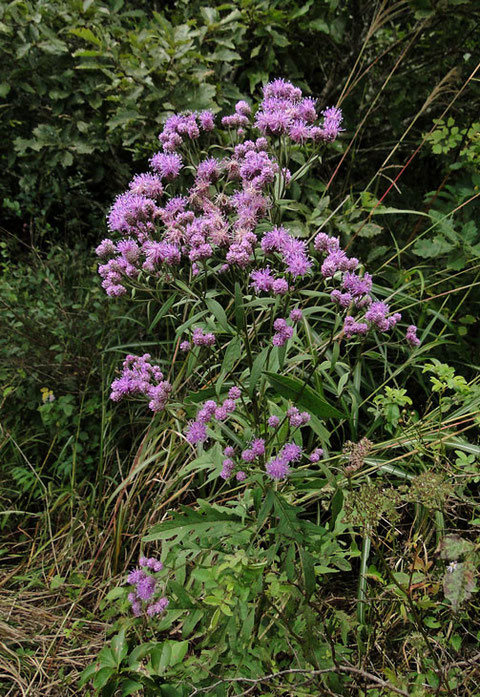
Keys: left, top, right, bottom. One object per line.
{"left": 80, "top": 76, "right": 480, "bottom": 697}
{"left": 97, "top": 78, "right": 421, "bottom": 494}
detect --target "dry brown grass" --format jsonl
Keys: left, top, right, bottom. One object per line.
{"left": 0, "top": 587, "right": 108, "bottom": 696}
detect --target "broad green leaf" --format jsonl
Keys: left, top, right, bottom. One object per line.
{"left": 205, "top": 297, "right": 231, "bottom": 333}
{"left": 69, "top": 27, "right": 102, "bottom": 46}
{"left": 170, "top": 640, "right": 189, "bottom": 666}
{"left": 150, "top": 642, "right": 171, "bottom": 675}
{"left": 143, "top": 503, "right": 244, "bottom": 544}
{"left": 439, "top": 535, "right": 474, "bottom": 560}
{"left": 443, "top": 561, "right": 476, "bottom": 612}
{"left": 111, "top": 630, "right": 128, "bottom": 666}
{"left": 300, "top": 548, "right": 316, "bottom": 599}
{"left": 122, "top": 679, "right": 144, "bottom": 696}
{"left": 264, "top": 372, "right": 344, "bottom": 419}
{"left": 249, "top": 347, "right": 269, "bottom": 397}
{"left": 93, "top": 666, "right": 115, "bottom": 690}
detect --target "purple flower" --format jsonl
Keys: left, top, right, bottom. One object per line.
{"left": 192, "top": 328, "right": 216, "bottom": 347}
{"left": 96, "top": 238, "right": 115, "bottom": 258}
{"left": 406, "top": 325, "right": 421, "bottom": 347}
{"left": 107, "top": 193, "right": 157, "bottom": 235}
{"left": 343, "top": 316, "right": 368, "bottom": 338}
{"left": 186, "top": 421, "right": 207, "bottom": 445}
{"left": 222, "top": 398, "right": 236, "bottom": 414}
{"left": 228, "top": 386, "right": 241, "bottom": 400}
{"left": 131, "top": 600, "right": 142, "bottom": 617}
{"left": 272, "top": 278, "right": 289, "bottom": 295}
{"left": 196, "top": 157, "right": 221, "bottom": 183}
{"left": 285, "top": 252, "right": 312, "bottom": 278}
{"left": 321, "top": 250, "right": 356, "bottom": 277}
{"left": 129, "top": 173, "right": 164, "bottom": 198}
{"left": 251, "top": 438, "right": 265, "bottom": 456}
{"left": 146, "top": 558, "right": 163, "bottom": 572}
{"left": 281, "top": 443, "right": 302, "bottom": 462}
{"left": 214, "top": 406, "right": 228, "bottom": 421}
{"left": 147, "top": 597, "right": 169, "bottom": 617}
{"left": 268, "top": 415, "right": 280, "bottom": 428}
{"left": 272, "top": 317, "right": 294, "bottom": 346}
{"left": 197, "top": 400, "right": 217, "bottom": 424}
{"left": 127, "top": 568, "right": 146, "bottom": 585}
{"left": 110, "top": 354, "right": 171, "bottom": 414}
{"left": 287, "top": 407, "right": 310, "bottom": 428}
{"left": 198, "top": 110, "right": 215, "bottom": 131}
{"left": 365, "top": 302, "right": 401, "bottom": 332}
{"left": 236, "top": 470, "right": 246, "bottom": 482}
{"left": 136, "top": 575, "right": 156, "bottom": 601}
{"left": 235, "top": 100, "right": 251, "bottom": 116}
{"left": 180, "top": 340, "right": 191, "bottom": 352}
{"left": 314, "top": 233, "right": 340, "bottom": 253}
{"left": 289, "top": 308, "right": 303, "bottom": 323}
{"left": 342, "top": 272, "right": 372, "bottom": 297}
{"left": 241, "top": 449, "right": 255, "bottom": 463}
{"left": 250, "top": 267, "right": 274, "bottom": 293}
{"left": 220, "top": 458, "right": 235, "bottom": 479}
{"left": 224, "top": 446, "right": 235, "bottom": 457}
{"left": 150, "top": 152, "right": 183, "bottom": 180}
{"left": 309, "top": 448, "right": 324, "bottom": 462}
{"left": 321, "top": 106, "right": 343, "bottom": 141}
{"left": 331, "top": 290, "right": 353, "bottom": 308}
{"left": 265, "top": 458, "right": 289, "bottom": 480}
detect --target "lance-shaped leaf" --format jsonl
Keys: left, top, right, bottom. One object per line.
{"left": 264, "top": 372, "right": 344, "bottom": 419}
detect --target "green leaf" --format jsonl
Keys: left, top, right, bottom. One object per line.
{"left": 79, "top": 663, "right": 98, "bottom": 687}
{"left": 93, "top": 666, "right": 115, "bottom": 690}
{"left": 150, "top": 642, "right": 171, "bottom": 675}
{"left": 443, "top": 561, "right": 476, "bottom": 612}
{"left": 264, "top": 372, "right": 344, "bottom": 419}
{"left": 149, "top": 295, "right": 177, "bottom": 331}
{"left": 249, "top": 347, "right": 269, "bottom": 397}
{"left": 69, "top": 27, "right": 102, "bottom": 46}
{"left": 122, "top": 679, "right": 144, "bottom": 696}
{"left": 170, "top": 640, "right": 188, "bottom": 666}
{"left": 439, "top": 535, "right": 474, "bottom": 559}
{"left": 111, "top": 630, "right": 128, "bottom": 666}
{"left": 128, "top": 643, "right": 155, "bottom": 669}
{"left": 205, "top": 297, "right": 231, "bottom": 333}
{"left": 413, "top": 235, "right": 455, "bottom": 258}
{"left": 217, "top": 336, "right": 242, "bottom": 395}
{"left": 300, "top": 548, "right": 316, "bottom": 599}
{"left": 143, "top": 502, "right": 244, "bottom": 545}
{"left": 234, "top": 282, "right": 244, "bottom": 331}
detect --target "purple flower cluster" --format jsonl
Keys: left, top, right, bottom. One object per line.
{"left": 265, "top": 442, "right": 302, "bottom": 480}
{"left": 406, "top": 324, "right": 421, "bottom": 347}
{"left": 150, "top": 152, "right": 183, "bottom": 180}
{"left": 261, "top": 226, "right": 312, "bottom": 279}
{"left": 213, "top": 401, "right": 324, "bottom": 483}
{"left": 186, "top": 387, "right": 241, "bottom": 446}
{"left": 97, "top": 82, "right": 345, "bottom": 299}
{"left": 158, "top": 111, "right": 215, "bottom": 152}
{"left": 287, "top": 407, "right": 311, "bottom": 428}
{"left": 110, "top": 354, "right": 172, "bottom": 413}
{"left": 97, "top": 143, "right": 278, "bottom": 293}
{"left": 192, "top": 327, "right": 216, "bottom": 347}
{"left": 313, "top": 233, "right": 404, "bottom": 340}
{"left": 254, "top": 79, "right": 342, "bottom": 143}
{"left": 272, "top": 318, "right": 294, "bottom": 347}
{"left": 221, "top": 100, "right": 252, "bottom": 131}
{"left": 127, "top": 557, "right": 168, "bottom": 618}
